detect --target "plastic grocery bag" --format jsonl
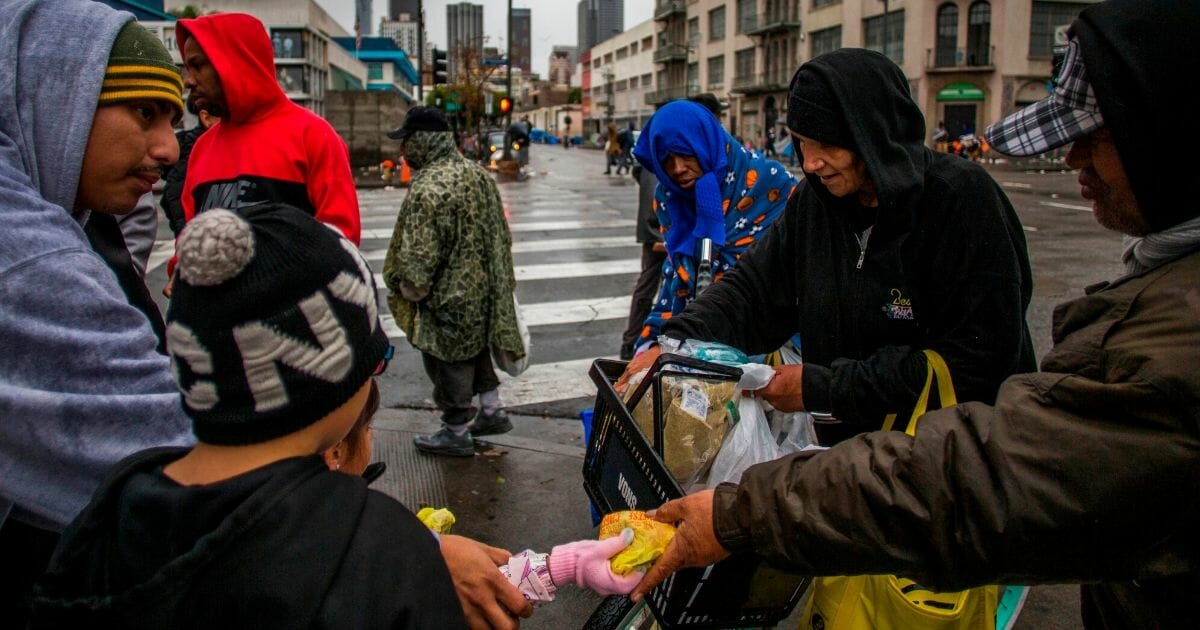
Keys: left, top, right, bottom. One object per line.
{"left": 707, "top": 396, "right": 780, "bottom": 486}
{"left": 600, "top": 511, "right": 677, "bottom": 575}
{"left": 492, "top": 295, "right": 531, "bottom": 376}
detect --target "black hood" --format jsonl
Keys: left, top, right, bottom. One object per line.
{"left": 787, "top": 48, "right": 927, "bottom": 210}
{"left": 1072, "top": 0, "right": 1200, "bottom": 232}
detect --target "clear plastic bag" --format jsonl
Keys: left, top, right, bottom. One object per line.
{"left": 707, "top": 397, "right": 779, "bottom": 486}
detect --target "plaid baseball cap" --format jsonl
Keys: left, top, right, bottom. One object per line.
{"left": 985, "top": 39, "right": 1103, "bottom": 156}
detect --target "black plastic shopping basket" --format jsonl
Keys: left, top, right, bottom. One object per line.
{"left": 582, "top": 356, "right": 809, "bottom": 629}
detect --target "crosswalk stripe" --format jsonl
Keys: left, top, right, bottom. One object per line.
{"left": 360, "top": 219, "right": 636, "bottom": 242}
{"left": 497, "top": 356, "right": 608, "bottom": 407}
{"left": 1040, "top": 201, "right": 1092, "bottom": 212}
{"left": 359, "top": 236, "right": 637, "bottom": 261}
{"left": 146, "top": 240, "right": 175, "bottom": 273}
{"left": 372, "top": 259, "right": 639, "bottom": 290}
{"left": 378, "top": 295, "right": 632, "bottom": 340}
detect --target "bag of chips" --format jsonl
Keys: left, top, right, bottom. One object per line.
{"left": 599, "top": 510, "right": 676, "bottom": 575}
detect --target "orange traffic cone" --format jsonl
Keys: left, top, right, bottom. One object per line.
{"left": 399, "top": 158, "right": 412, "bottom": 187}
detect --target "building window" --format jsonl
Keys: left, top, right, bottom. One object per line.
{"left": 967, "top": 1, "right": 991, "bottom": 65}
{"left": 615, "top": 79, "right": 628, "bottom": 91}
{"left": 811, "top": 0, "right": 838, "bottom": 8}
{"left": 688, "top": 17, "right": 700, "bottom": 48}
{"left": 630, "top": 41, "right": 639, "bottom": 55}
{"left": 707, "top": 55, "right": 725, "bottom": 88}
{"left": 810, "top": 25, "right": 842, "bottom": 57}
{"left": 271, "top": 30, "right": 305, "bottom": 59}
{"left": 593, "top": 58, "right": 601, "bottom": 69}
{"left": 864, "top": 10, "right": 905, "bottom": 63}
{"left": 736, "top": 0, "right": 756, "bottom": 34}
{"left": 604, "top": 52, "right": 613, "bottom": 64}
{"left": 709, "top": 6, "right": 726, "bottom": 41}
{"left": 616, "top": 46, "right": 628, "bottom": 60}
{"left": 735, "top": 47, "right": 755, "bottom": 81}
{"left": 935, "top": 3, "right": 958, "bottom": 67}
{"left": 642, "top": 35, "right": 653, "bottom": 51}
{"left": 687, "top": 62, "right": 700, "bottom": 93}
{"left": 278, "top": 65, "right": 309, "bottom": 92}
{"left": 1029, "top": 1, "right": 1088, "bottom": 58}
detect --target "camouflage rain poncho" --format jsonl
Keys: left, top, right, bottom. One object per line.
{"left": 383, "top": 131, "right": 524, "bottom": 362}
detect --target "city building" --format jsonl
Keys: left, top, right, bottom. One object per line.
{"left": 355, "top": 0, "right": 372, "bottom": 36}
{"left": 388, "top": 0, "right": 419, "bottom": 20}
{"left": 549, "top": 46, "right": 577, "bottom": 85}
{"left": 511, "top": 8, "right": 532, "bottom": 75}
{"left": 164, "top": 0, "right": 371, "bottom": 116}
{"left": 638, "top": 0, "right": 1099, "bottom": 148}
{"left": 332, "top": 36, "right": 419, "bottom": 101}
{"left": 583, "top": 18, "right": 656, "bottom": 134}
{"left": 447, "top": 1, "right": 484, "bottom": 81}
{"left": 380, "top": 12, "right": 425, "bottom": 60}
{"left": 577, "top": 0, "right": 624, "bottom": 51}
{"left": 97, "top": 0, "right": 172, "bottom": 20}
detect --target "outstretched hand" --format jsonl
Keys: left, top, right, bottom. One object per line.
{"left": 630, "top": 490, "right": 731, "bottom": 602}
{"left": 440, "top": 534, "right": 534, "bottom": 629}
{"left": 614, "top": 345, "right": 662, "bottom": 394}
{"left": 756, "top": 364, "right": 805, "bottom": 412}
{"left": 550, "top": 528, "right": 643, "bottom": 596}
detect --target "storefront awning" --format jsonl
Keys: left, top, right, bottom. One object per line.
{"left": 937, "top": 82, "right": 984, "bottom": 101}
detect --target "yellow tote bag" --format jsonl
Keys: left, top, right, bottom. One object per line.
{"left": 799, "top": 350, "right": 1000, "bottom": 630}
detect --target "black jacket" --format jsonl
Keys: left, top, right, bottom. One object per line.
{"left": 160, "top": 125, "right": 207, "bottom": 237}
{"left": 30, "top": 449, "right": 465, "bottom": 629}
{"left": 663, "top": 49, "right": 1035, "bottom": 442}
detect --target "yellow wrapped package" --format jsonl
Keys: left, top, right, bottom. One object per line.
{"left": 599, "top": 511, "right": 676, "bottom": 575}
{"left": 417, "top": 507, "right": 456, "bottom": 534}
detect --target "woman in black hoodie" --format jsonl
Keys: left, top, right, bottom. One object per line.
{"left": 624, "top": 48, "right": 1035, "bottom": 444}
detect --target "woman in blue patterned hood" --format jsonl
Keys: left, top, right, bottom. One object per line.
{"left": 630, "top": 100, "right": 797, "bottom": 352}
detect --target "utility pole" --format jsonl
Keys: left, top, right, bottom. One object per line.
{"left": 503, "top": 0, "right": 513, "bottom": 161}
{"left": 417, "top": 0, "right": 424, "bottom": 101}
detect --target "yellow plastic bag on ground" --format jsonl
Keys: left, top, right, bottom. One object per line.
{"left": 599, "top": 511, "right": 676, "bottom": 575}
{"left": 417, "top": 507, "right": 456, "bottom": 534}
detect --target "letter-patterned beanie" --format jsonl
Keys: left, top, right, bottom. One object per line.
{"left": 166, "top": 204, "right": 389, "bottom": 445}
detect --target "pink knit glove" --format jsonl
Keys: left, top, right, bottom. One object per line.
{"left": 548, "top": 528, "right": 643, "bottom": 596}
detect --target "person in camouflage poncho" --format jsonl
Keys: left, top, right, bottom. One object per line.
{"left": 383, "top": 107, "right": 524, "bottom": 456}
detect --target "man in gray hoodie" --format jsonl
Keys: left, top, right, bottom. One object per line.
{"left": 0, "top": 0, "right": 193, "bottom": 620}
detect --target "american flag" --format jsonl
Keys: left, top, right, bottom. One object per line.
{"left": 354, "top": 17, "right": 362, "bottom": 52}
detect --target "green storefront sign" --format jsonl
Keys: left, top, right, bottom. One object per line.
{"left": 937, "top": 82, "right": 984, "bottom": 101}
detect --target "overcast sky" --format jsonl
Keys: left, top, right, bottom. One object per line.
{"left": 318, "top": 0, "right": 653, "bottom": 77}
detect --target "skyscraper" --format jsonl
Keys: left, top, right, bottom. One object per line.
{"left": 446, "top": 2, "right": 483, "bottom": 81}
{"left": 576, "top": 0, "right": 624, "bottom": 50}
{"left": 388, "top": 0, "right": 419, "bottom": 21}
{"left": 511, "top": 8, "right": 531, "bottom": 75}
{"left": 549, "top": 46, "right": 577, "bottom": 85}
{"left": 355, "top": 0, "right": 372, "bottom": 36}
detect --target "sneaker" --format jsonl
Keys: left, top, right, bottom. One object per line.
{"left": 468, "top": 409, "right": 513, "bottom": 437}
{"left": 413, "top": 428, "right": 475, "bottom": 457}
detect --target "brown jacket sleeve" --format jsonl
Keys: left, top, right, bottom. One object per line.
{"left": 714, "top": 369, "right": 1200, "bottom": 590}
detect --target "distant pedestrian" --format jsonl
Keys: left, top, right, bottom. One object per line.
{"left": 604, "top": 122, "right": 620, "bottom": 175}
{"left": 932, "top": 120, "right": 949, "bottom": 152}
{"left": 616, "top": 122, "right": 634, "bottom": 175}
{"left": 764, "top": 128, "right": 777, "bottom": 157}
{"left": 383, "top": 107, "right": 525, "bottom": 457}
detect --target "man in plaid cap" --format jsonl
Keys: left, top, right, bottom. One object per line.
{"left": 628, "top": 1, "right": 1200, "bottom": 627}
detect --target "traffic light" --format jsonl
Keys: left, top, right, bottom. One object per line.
{"left": 432, "top": 48, "right": 448, "bottom": 86}
{"left": 499, "top": 96, "right": 512, "bottom": 114}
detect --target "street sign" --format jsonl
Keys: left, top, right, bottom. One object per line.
{"left": 446, "top": 102, "right": 461, "bottom": 112}
{"left": 482, "top": 57, "right": 508, "bottom": 67}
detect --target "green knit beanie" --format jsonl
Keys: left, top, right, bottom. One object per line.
{"left": 100, "top": 21, "right": 184, "bottom": 114}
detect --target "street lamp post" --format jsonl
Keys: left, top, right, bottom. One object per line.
{"left": 503, "top": 0, "right": 513, "bottom": 161}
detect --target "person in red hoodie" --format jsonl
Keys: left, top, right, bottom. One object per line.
{"left": 165, "top": 13, "right": 359, "bottom": 294}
